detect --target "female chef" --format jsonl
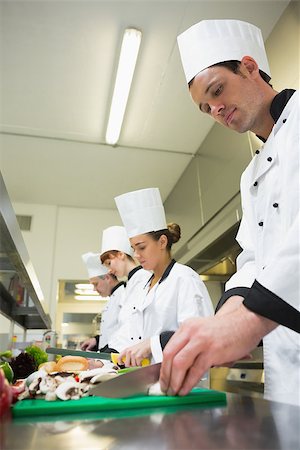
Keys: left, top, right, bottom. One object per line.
{"left": 99, "top": 225, "right": 150, "bottom": 352}
{"left": 114, "top": 187, "right": 214, "bottom": 366}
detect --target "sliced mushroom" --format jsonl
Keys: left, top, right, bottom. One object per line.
{"left": 55, "top": 381, "right": 83, "bottom": 401}
{"left": 90, "top": 371, "right": 119, "bottom": 384}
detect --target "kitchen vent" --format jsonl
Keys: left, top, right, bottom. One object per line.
{"left": 16, "top": 215, "right": 32, "bottom": 231}
{"left": 179, "top": 222, "right": 242, "bottom": 275}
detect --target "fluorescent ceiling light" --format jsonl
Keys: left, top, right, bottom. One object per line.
{"left": 75, "top": 295, "right": 108, "bottom": 301}
{"left": 75, "top": 289, "right": 99, "bottom": 295}
{"left": 75, "top": 283, "right": 94, "bottom": 290}
{"left": 105, "top": 28, "right": 142, "bottom": 145}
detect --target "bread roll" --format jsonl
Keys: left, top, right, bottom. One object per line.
{"left": 56, "top": 356, "right": 89, "bottom": 372}
{"left": 38, "top": 361, "right": 58, "bottom": 373}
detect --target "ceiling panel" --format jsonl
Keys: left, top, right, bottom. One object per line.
{"left": 0, "top": 0, "right": 290, "bottom": 208}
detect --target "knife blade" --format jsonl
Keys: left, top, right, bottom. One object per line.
{"left": 46, "top": 347, "right": 112, "bottom": 360}
{"left": 89, "top": 362, "right": 162, "bottom": 398}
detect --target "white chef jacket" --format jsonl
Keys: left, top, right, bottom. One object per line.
{"left": 108, "top": 266, "right": 151, "bottom": 352}
{"left": 225, "top": 90, "right": 300, "bottom": 406}
{"left": 98, "top": 282, "right": 125, "bottom": 349}
{"left": 126, "top": 260, "right": 214, "bottom": 362}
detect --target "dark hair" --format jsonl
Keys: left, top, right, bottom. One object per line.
{"left": 100, "top": 250, "right": 134, "bottom": 264}
{"left": 147, "top": 223, "right": 181, "bottom": 250}
{"left": 188, "top": 60, "right": 272, "bottom": 88}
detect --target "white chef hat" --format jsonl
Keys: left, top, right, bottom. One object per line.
{"left": 100, "top": 225, "right": 133, "bottom": 256}
{"left": 114, "top": 188, "right": 167, "bottom": 238}
{"left": 177, "top": 19, "right": 270, "bottom": 84}
{"left": 81, "top": 252, "right": 108, "bottom": 279}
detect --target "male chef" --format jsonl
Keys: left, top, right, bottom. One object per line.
{"left": 159, "top": 19, "right": 300, "bottom": 406}
{"left": 80, "top": 252, "right": 125, "bottom": 352}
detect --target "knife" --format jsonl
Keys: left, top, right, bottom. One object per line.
{"left": 89, "top": 362, "right": 162, "bottom": 398}
{"left": 46, "top": 347, "right": 112, "bottom": 360}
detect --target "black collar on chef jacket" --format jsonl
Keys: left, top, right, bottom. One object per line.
{"left": 146, "top": 259, "right": 176, "bottom": 287}
{"left": 256, "top": 88, "right": 296, "bottom": 142}
{"left": 110, "top": 281, "right": 126, "bottom": 295}
{"left": 127, "top": 265, "right": 142, "bottom": 281}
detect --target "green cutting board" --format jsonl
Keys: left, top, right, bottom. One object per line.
{"left": 12, "top": 387, "right": 226, "bottom": 418}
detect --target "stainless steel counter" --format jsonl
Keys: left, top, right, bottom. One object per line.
{"left": 3, "top": 393, "right": 300, "bottom": 449}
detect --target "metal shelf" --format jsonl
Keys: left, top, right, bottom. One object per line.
{"left": 0, "top": 172, "right": 51, "bottom": 330}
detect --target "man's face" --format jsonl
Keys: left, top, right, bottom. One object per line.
{"left": 189, "top": 64, "right": 264, "bottom": 134}
{"left": 90, "top": 276, "right": 111, "bottom": 297}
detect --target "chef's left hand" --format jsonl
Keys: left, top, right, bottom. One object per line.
{"left": 118, "top": 338, "right": 151, "bottom": 367}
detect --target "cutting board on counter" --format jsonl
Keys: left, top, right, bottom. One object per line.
{"left": 12, "top": 387, "right": 226, "bottom": 418}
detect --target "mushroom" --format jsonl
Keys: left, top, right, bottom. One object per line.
{"left": 55, "top": 381, "right": 83, "bottom": 401}
{"left": 45, "top": 390, "right": 58, "bottom": 401}
{"left": 39, "top": 376, "right": 57, "bottom": 394}
{"left": 78, "top": 367, "right": 118, "bottom": 383}
{"left": 28, "top": 377, "right": 43, "bottom": 396}
{"left": 90, "top": 371, "right": 118, "bottom": 384}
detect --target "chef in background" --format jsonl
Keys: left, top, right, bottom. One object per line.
{"left": 114, "top": 187, "right": 214, "bottom": 366}
{"left": 80, "top": 251, "right": 125, "bottom": 352}
{"left": 100, "top": 226, "right": 150, "bottom": 352}
{"left": 159, "top": 19, "right": 300, "bottom": 406}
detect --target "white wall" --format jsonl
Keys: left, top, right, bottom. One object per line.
{"left": 12, "top": 202, "right": 57, "bottom": 314}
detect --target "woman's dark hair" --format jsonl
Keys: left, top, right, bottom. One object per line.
{"left": 100, "top": 250, "right": 134, "bottom": 264}
{"left": 147, "top": 223, "right": 181, "bottom": 251}
{"left": 188, "top": 60, "right": 272, "bottom": 88}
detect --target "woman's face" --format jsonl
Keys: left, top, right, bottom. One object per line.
{"left": 130, "top": 234, "right": 167, "bottom": 271}
{"left": 103, "top": 253, "right": 126, "bottom": 278}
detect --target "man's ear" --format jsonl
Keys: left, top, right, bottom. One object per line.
{"left": 240, "top": 56, "right": 260, "bottom": 78}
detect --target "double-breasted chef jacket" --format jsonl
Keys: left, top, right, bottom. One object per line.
{"left": 125, "top": 260, "right": 214, "bottom": 362}
{"left": 97, "top": 281, "right": 125, "bottom": 350}
{"left": 92, "top": 281, "right": 125, "bottom": 351}
{"left": 219, "top": 89, "right": 300, "bottom": 406}
{"left": 108, "top": 266, "right": 151, "bottom": 352}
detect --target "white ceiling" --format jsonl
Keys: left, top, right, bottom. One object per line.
{"left": 0, "top": 0, "right": 290, "bottom": 209}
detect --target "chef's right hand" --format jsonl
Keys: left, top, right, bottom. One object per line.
{"left": 80, "top": 337, "right": 97, "bottom": 351}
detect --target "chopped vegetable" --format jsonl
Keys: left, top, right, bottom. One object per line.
{"left": 25, "top": 346, "right": 48, "bottom": 369}
{"left": 0, "top": 362, "right": 14, "bottom": 383}
{"left": 0, "top": 350, "right": 12, "bottom": 360}
{"left": 9, "top": 352, "right": 36, "bottom": 381}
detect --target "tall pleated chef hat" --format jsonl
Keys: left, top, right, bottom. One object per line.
{"left": 81, "top": 252, "right": 108, "bottom": 278}
{"left": 177, "top": 19, "right": 271, "bottom": 84}
{"left": 100, "top": 225, "right": 133, "bottom": 256}
{"left": 114, "top": 188, "right": 167, "bottom": 238}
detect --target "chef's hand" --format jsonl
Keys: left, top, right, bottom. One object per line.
{"left": 159, "top": 304, "right": 276, "bottom": 396}
{"left": 118, "top": 338, "right": 151, "bottom": 367}
{"left": 80, "top": 337, "right": 97, "bottom": 351}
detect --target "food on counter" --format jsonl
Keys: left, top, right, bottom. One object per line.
{"left": 38, "top": 361, "right": 58, "bottom": 373}
{"left": 56, "top": 356, "right": 89, "bottom": 372}
{"left": 17, "top": 365, "right": 119, "bottom": 402}
{"left": 0, "top": 368, "right": 13, "bottom": 419}
{"left": 55, "top": 381, "right": 85, "bottom": 401}
{"left": 110, "top": 352, "right": 150, "bottom": 367}
{"left": 9, "top": 352, "right": 36, "bottom": 381}
{"left": 0, "top": 350, "right": 12, "bottom": 360}
{"left": 78, "top": 367, "right": 118, "bottom": 384}
{"left": 87, "top": 358, "right": 104, "bottom": 370}
{"left": 148, "top": 381, "right": 165, "bottom": 396}
{"left": 25, "top": 345, "right": 48, "bottom": 369}
{"left": 0, "top": 361, "right": 14, "bottom": 383}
